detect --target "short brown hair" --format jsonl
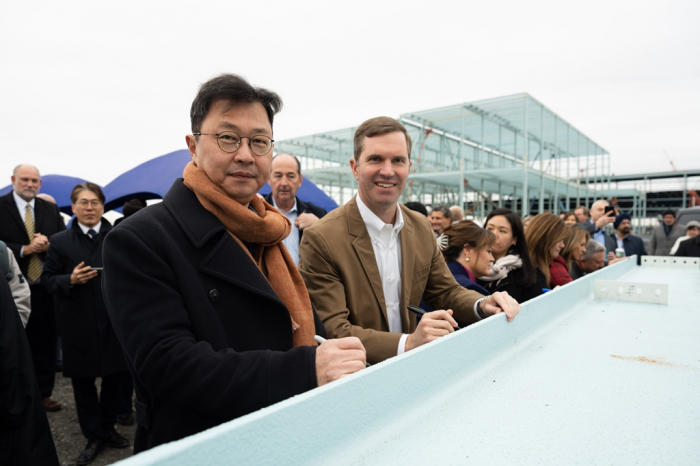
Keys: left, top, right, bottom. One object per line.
{"left": 70, "top": 182, "right": 105, "bottom": 204}
{"left": 440, "top": 220, "right": 496, "bottom": 264}
{"left": 353, "top": 116, "right": 412, "bottom": 161}
{"left": 525, "top": 213, "right": 570, "bottom": 287}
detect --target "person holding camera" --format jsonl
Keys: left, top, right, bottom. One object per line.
{"left": 43, "top": 182, "right": 130, "bottom": 465}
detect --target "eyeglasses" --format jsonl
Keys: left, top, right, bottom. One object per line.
{"left": 75, "top": 199, "right": 103, "bottom": 208}
{"left": 193, "top": 131, "right": 274, "bottom": 156}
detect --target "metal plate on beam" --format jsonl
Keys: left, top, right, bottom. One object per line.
{"left": 641, "top": 256, "right": 700, "bottom": 268}
{"left": 594, "top": 280, "right": 668, "bottom": 304}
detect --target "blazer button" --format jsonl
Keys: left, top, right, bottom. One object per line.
{"left": 209, "top": 289, "right": 219, "bottom": 303}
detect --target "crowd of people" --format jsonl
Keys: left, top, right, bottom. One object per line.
{"left": 1, "top": 73, "right": 698, "bottom": 466}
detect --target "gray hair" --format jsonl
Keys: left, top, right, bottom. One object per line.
{"left": 582, "top": 239, "right": 606, "bottom": 258}
{"left": 13, "top": 164, "right": 40, "bottom": 177}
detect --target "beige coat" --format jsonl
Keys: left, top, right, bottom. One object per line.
{"left": 6, "top": 246, "right": 31, "bottom": 327}
{"left": 299, "top": 197, "right": 483, "bottom": 364}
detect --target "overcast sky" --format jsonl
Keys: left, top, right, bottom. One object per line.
{"left": 1, "top": 0, "right": 698, "bottom": 191}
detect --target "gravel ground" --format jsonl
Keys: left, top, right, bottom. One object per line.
{"left": 47, "top": 373, "right": 137, "bottom": 466}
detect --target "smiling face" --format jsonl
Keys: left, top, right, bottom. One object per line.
{"left": 485, "top": 215, "right": 516, "bottom": 260}
{"left": 11, "top": 165, "right": 42, "bottom": 201}
{"left": 350, "top": 131, "right": 411, "bottom": 224}
{"left": 429, "top": 211, "right": 451, "bottom": 234}
{"left": 71, "top": 189, "right": 104, "bottom": 228}
{"left": 186, "top": 100, "right": 273, "bottom": 207}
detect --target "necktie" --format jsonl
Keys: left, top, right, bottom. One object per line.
{"left": 87, "top": 229, "right": 97, "bottom": 240}
{"left": 24, "top": 204, "right": 42, "bottom": 281}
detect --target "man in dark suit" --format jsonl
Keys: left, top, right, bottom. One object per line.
{"left": 102, "top": 73, "right": 365, "bottom": 453}
{"left": 570, "top": 240, "right": 606, "bottom": 280}
{"left": 298, "top": 116, "right": 520, "bottom": 364}
{"left": 604, "top": 213, "right": 647, "bottom": 262}
{"left": 263, "top": 153, "right": 327, "bottom": 265}
{"left": 675, "top": 234, "right": 700, "bottom": 257}
{"left": 0, "top": 164, "right": 66, "bottom": 411}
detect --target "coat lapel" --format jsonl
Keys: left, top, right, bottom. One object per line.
{"left": 1, "top": 193, "right": 27, "bottom": 236}
{"left": 164, "top": 180, "right": 283, "bottom": 307}
{"left": 346, "top": 197, "right": 389, "bottom": 328}
{"left": 398, "top": 206, "right": 416, "bottom": 330}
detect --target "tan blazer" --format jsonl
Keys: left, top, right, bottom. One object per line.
{"left": 299, "top": 196, "right": 483, "bottom": 364}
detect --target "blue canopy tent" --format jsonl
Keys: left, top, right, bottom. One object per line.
{"left": 103, "top": 149, "right": 339, "bottom": 213}
{"left": 102, "top": 149, "right": 192, "bottom": 212}
{"left": 0, "top": 174, "right": 89, "bottom": 215}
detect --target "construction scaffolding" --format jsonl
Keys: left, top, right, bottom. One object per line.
{"left": 275, "top": 93, "right": 645, "bottom": 221}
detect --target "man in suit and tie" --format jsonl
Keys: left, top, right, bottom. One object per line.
{"left": 0, "top": 164, "right": 66, "bottom": 411}
{"left": 264, "top": 153, "right": 327, "bottom": 265}
{"left": 298, "top": 116, "right": 520, "bottom": 364}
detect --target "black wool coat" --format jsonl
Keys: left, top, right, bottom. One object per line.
{"left": 42, "top": 219, "right": 127, "bottom": 378}
{"left": 0, "top": 278, "right": 59, "bottom": 466}
{"left": 102, "top": 179, "right": 325, "bottom": 453}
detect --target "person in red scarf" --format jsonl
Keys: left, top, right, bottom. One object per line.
{"left": 103, "top": 74, "right": 366, "bottom": 453}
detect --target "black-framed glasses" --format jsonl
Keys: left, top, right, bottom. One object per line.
{"left": 193, "top": 131, "right": 274, "bottom": 156}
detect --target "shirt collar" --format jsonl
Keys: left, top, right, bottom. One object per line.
{"left": 77, "top": 222, "right": 101, "bottom": 235}
{"left": 13, "top": 190, "right": 35, "bottom": 210}
{"left": 356, "top": 194, "right": 404, "bottom": 239}
{"left": 272, "top": 197, "right": 298, "bottom": 214}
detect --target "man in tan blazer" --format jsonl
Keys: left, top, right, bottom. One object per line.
{"left": 299, "top": 117, "right": 520, "bottom": 364}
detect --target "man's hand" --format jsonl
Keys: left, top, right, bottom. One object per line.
{"left": 607, "top": 252, "right": 627, "bottom": 266}
{"left": 405, "top": 310, "right": 457, "bottom": 351}
{"left": 479, "top": 291, "right": 520, "bottom": 322}
{"left": 23, "top": 233, "right": 50, "bottom": 255}
{"left": 315, "top": 337, "right": 366, "bottom": 386}
{"left": 595, "top": 211, "right": 615, "bottom": 229}
{"left": 70, "top": 261, "right": 98, "bottom": 285}
{"left": 295, "top": 212, "right": 320, "bottom": 230}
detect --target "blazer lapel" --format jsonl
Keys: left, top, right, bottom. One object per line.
{"left": 347, "top": 198, "right": 389, "bottom": 328}
{"left": 398, "top": 206, "right": 416, "bottom": 331}
{"left": 163, "top": 179, "right": 284, "bottom": 306}
{"left": 2, "top": 193, "right": 27, "bottom": 236}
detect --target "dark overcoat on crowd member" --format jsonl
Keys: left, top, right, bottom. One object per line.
{"left": 478, "top": 266, "right": 546, "bottom": 303}
{"left": 262, "top": 193, "right": 327, "bottom": 244}
{"left": 675, "top": 235, "right": 700, "bottom": 257}
{"left": 102, "top": 179, "right": 326, "bottom": 453}
{"left": 0, "top": 191, "right": 66, "bottom": 275}
{"left": 42, "top": 218, "right": 127, "bottom": 378}
{"left": 0, "top": 278, "right": 59, "bottom": 466}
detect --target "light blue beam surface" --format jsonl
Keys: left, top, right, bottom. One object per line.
{"left": 114, "top": 258, "right": 700, "bottom": 465}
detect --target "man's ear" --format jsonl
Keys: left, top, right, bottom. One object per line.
{"left": 350, "top": 158, "right": 359, "bottom": 180}
{"left": 298, "top": 173, "right": 303, "bottom": 186}
{"left": 186, "top": 135, "right": 198, "bottom": 166}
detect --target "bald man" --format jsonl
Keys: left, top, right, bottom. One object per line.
{"left": 0, "top": 164, "right": 66, "bottom": 411}
{"left": 264, "top": 153, "right": 327, "bottom": 265}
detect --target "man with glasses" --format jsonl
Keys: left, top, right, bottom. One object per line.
{"left": 43, "top": 183, "right": 130, "bottom": 465}
{"left": 102, "top": 74, "right": 366, "bottom": 452}
{"left": 0, "top": 164, "right": 66, "bottom": 412}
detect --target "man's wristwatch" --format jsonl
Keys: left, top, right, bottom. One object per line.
{"left": 476, "top": 298, "right": 487, "bottom": 319}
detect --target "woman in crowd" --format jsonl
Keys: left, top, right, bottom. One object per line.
{"left": 437, "top": 220, "right": 495, "bottom": 296}
{"left": 478, "top": 208, "right": 545, "bottom": 302}
{"left": 522, "top": 215, "right": 534, "bottom": 231}
{"left": 560, "top": 225, "right": 590, "bottom": 271}
{"left": 562, "top": 212, "right": 578, "bottom": 226}
{"left": 525, "top": 213, "right": 571, "bottom": 288}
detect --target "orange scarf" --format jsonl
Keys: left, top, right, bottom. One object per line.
{"left": 182, "top": 162, "right": 316, "bottom": 347}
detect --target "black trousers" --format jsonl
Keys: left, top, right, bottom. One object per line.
{"left": 119, "top": 372, "right": 134, "bottom": 415}
{"left": 71, "top": 373, "right": 126, "bottom": 440}
{"left": 25, "top": 284, "right": 57, "bottom": 398}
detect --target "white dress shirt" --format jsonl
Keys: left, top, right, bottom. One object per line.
{"left": 355, "top": 195, "right": 410, "bottom": 354}
{"left": 77, "top": 222, "right": 102, "bottom": 236}
{"left": 13, "top": 191, "right": 35, "bottom": 258}
{"left": 273, "top": 198, "right": 300, "bottom": 265}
